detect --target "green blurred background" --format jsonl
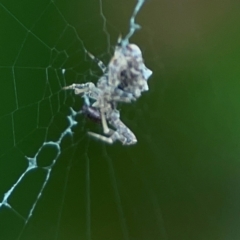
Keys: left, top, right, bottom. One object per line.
{"left": 0, "top": 0, "right": 240, "bottom": 239}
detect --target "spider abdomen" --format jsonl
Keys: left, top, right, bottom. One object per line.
{"left": 82, "top": 105, "right": 101, "bottom": 123}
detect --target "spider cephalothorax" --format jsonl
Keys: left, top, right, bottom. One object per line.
{"left": 63, "top": 38, "right": 152, "bottom": 145}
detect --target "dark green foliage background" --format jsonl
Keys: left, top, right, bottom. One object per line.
{"left": 0, "top": 0, "right": 240, "bottom": 239}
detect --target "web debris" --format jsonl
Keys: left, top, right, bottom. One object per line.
{"left": 0, "top": 108, "right": 77, "bottom": 238}
{"left": 123, "top": 0, "right": 146, "bottom": 44}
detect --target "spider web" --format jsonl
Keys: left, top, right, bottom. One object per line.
{"left": 1, "top": 0, "right": 240, "bottom": 239}
{"left": 0, "top": 0, "right": 166, "bottom": 239}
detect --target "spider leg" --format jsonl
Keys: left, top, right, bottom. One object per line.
{"left": 86, "top": 51, "right": 107, "bottom": 73}
{"left": 100, "top": 109, "right": 111, "bottom": 134}
{"left": 63, "top": 82, "right": 95, "bottom": 94}
{"left": 87, "top": 130, "right": 120, "bottom": 144}
{"left": 63, "top": 82, "right": 101, "bottom": 102}
{"left": 88, "top": 123, "right": 136, "bottom": 145}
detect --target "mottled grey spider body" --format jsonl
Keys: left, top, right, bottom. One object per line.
{"left": 108, "top": 41, "right": 152, "bottom": 98}
{"left": 63, "top": 38, "right": 152, "bottom": 145}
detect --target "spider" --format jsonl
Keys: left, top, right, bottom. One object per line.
{"left": 63, "top": 38, "right": 152, "bottom": 145}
